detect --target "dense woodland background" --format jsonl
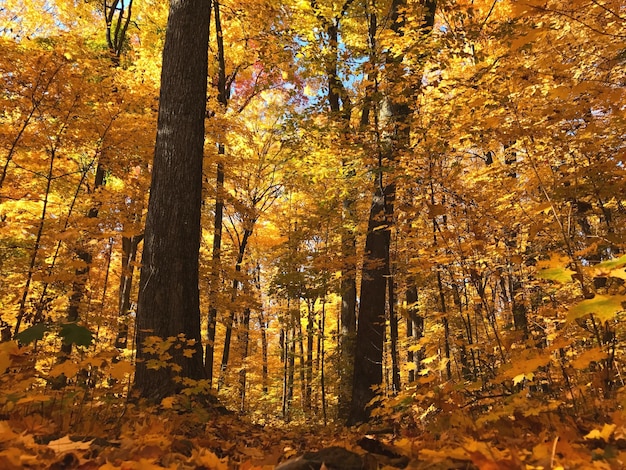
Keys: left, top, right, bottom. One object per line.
{"left": 1, "top": 0, "right": 626, "bottom": 468}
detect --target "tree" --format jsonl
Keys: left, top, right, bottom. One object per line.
{"left": 133, "top": 0, "right": 210, "bottom": 400}
{"left": 349, "top": 0, "right": 436, "bottom": 425}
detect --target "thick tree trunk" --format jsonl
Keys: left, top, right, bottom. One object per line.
{"left": 348, "top": 183, "right": 393, "bottom": 425}
{"left": 134, "top": 0, "right": 210, "bottom": 400}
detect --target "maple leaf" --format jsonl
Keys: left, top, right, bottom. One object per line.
{"left": 585, "top": 424, "right": 616, "bottom": 442}
{"left": 109, "top": 360, "right": 134, "bottom": 381}
{"left": 567, "top": 295, "right": 626, "bottom": 322}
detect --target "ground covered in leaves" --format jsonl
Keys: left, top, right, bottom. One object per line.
{"left": 0, "top": 397, "right": 625, "bottom": 469}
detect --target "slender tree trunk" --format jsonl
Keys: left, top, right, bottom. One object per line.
{"left": 406, "top": 283, "right": 423, "bottom": 383}
{"left": 388, "top": 270, "right": 400, "bottom": 393}
{"left": 133, "top": 0, "right": 210, "bottom": 400}
{"left": 349, "top": 0, "right": 436, "bottom": 424}
{"left": 238, "top": 306, "right": 251, "bottom": 412}
{"left": 297, "top": 306, "right": 305, "bottom": 411}
{"left": 436, "top": 271, "right": 452, "bottom": 380}
{"left": 115, "top": 234, "right": 142, "bottom": 349}
{"left": 14, "top": 147, "right": 58, "bottom": 337}
{"left": 319, "top": 9, "right": 358, "bottom": 421}
{"left": 305, "top": 300, "right": 314, "bottom": 410}
{"left": 259, "top": 310, "right": 269, "bottom": 394}
{"left": 281, "top": 326, "right": 288, "bottom": 418}
{"left": 65, "top": 1, "right": 134, "bottom": 356}
{"left": 320, "top": 296, "right": 327, "bottom": 425}
{"left": 217, "top": 227, "right": 252, "bottom": 389}
{"left": 205, "top": 0, "right": 225, "bottom": 384}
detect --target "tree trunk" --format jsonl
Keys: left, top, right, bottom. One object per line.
{"left": 115, "top": 234, "right": 142, "bottom": 349}
{"left": 405, "top": 283, "right": 424, "bottom": 383}
{"left": 238, "top": 306, "right": 251, "bottom": 412}
{"left": 319, "top": 9, "right": 357, "bottom": 421}
{"left": 348, "top": 183, "right": 392, "bottom": 425}
{"left": 134, "top": 0, "right": 210, "bottom": 400}
{"left": 388, "top": 268, "right": 400, "bottom": 393}
{"left": 305, "top": 300, "right": 314, "bottom": 410}
{"left": 217, "top": 226, "right": 252, "bottom": 389}
{"left": 348, "top": 0, "right": 436, "bottom": 425}
{"left": 205, "top": 0, "right": 225, "bottom": 385}
{"left": 259, "top": 310, "right": 269, "bottom": 394}
{"left": 65, "top": 1, "right": 134, "bottom": 356}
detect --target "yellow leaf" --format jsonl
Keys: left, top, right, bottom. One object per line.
{"left": 0, "top": 421, "right": 18, "bottom": 443}
{"left": 48, "top": 361, "right": 80, "bottom": 379}
{"left": 0, "top": 342, "right": 19, "bottom": 374}
{"left": 608, "top": 268, "right": 626, "bottom": 280}
{"left": 585, "top": 423, "right": 616, "bottom": 442}
{"left": 513, "top": 372, "right": 533, "bottom": 385}
{"left": 109, "top": 360, "right": 134, "bottom": 381}
{"left": 571, "top": 347, "right": 608, "bottom": 370}
{"left": 161, "top": 397, "right": 176, "bottom": 409}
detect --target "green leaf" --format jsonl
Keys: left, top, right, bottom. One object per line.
{"left": 594, "top": 254, "right": 626, "bottom": 271}
{"left": 59, "top": 323, "right": 94, "bottom": 347}
{"left": 536, "top": 267, "right": 574, "bottom": 284}
{"left": 567, "top": 295, "right": 626, "bottom": 322}
{"left": 15, "top": 323, "right": 49, "bottom": 344}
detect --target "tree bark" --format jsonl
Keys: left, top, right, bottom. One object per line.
{"left": 133, "top": 0, "right": 210, "bottom": 400}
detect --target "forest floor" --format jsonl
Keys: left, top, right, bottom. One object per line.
{"left": 0, "top": 398, "right": 624, "bottom": 469}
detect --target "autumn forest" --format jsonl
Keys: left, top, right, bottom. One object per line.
{"left": 1, "top": 0, "right": 626, "bottom": 468}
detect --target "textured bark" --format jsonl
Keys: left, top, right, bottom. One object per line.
{"left": 134, "top": 0, "right": 210, "bottom": 400}
{"left": 348, "top": 184, "right": 393, "bottom": 425}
